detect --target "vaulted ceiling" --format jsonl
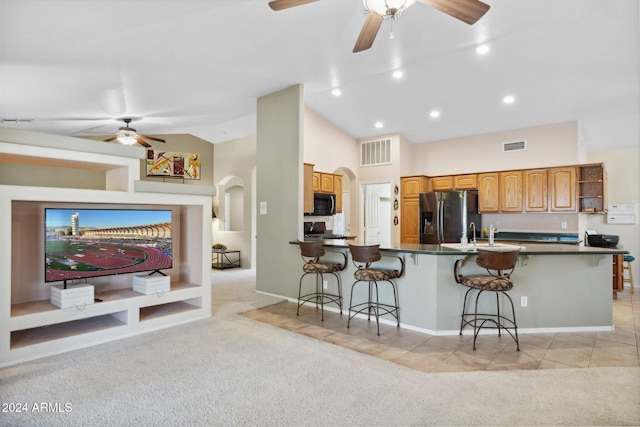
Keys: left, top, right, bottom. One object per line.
{"left": 1, "top": 0, "right": 638, "bottom": 152}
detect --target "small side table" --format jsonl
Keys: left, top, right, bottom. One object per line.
{"left": 212, "top": 250, "right": 241, "bottom": 270}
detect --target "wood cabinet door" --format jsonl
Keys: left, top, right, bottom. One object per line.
{"left": 454, "top": 174, "right": 477, "bottom": 190}
{"left": 524, "top": 169, "right": 548, "bottom": 212}
{"left": 549, "top": 167, "right": 577, "bottom": 211}
{"left": 500, "top": 171, "right": 523, "bottom": 212}
{"left": 312, "top": 172, "right": 320, "bottom": 192}
{"left": 401, "top": 176, "right": 427, "bottom": 198}
{"left": 431, "top": 176, "right": 453, "bottom": 191}
{"left": 303, "top": 163, "right": 314, "bottom": 213}
{"left": 320, "top": 173, "right": 334, "bottom": 193}
{"left": 478, "top": 173, "right": 500, "bottom": 212}
{"left": 401, "top": 198, "right": 420, "bottom": 243}
{"left": 334, "top": 175, "right": 342, "bottom": 213}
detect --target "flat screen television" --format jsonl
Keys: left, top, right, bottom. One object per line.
{"left": 45, "top": 208, "right": 173, "bottom": 285}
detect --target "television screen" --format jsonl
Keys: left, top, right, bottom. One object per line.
{"left": 45, "top": 208, "right": 173, "bottom": 283}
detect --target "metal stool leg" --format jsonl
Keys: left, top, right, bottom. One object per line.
{"left": 460, "top": 288, "right": 473, "bottom": 335}
{"left": 503, "top": 291, "right": 520, "bottom": 351}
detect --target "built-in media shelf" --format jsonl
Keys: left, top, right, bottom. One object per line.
{"left": 1, "top": 136, "right": 212, "bottom": 366}
{"left": 11, "top": 312, "right": 128, "bottom": 349}
{"left": 139, "top": 298, "right": 203, "bottom": 322}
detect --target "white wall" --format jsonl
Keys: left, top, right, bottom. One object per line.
{"left": 303, "top": 107, "right": 359, "bottom": 236}
{"left": 213, "top": 134, "right": 256, "bottom": 269}
{"left": 255, "top": 85, "right": 303, "bottom": 297}
{"left": 587, "top": 146, "right": 640, "bottom": 283}
{"left": 411, "top": 121, "right": 582, "bottom": 176}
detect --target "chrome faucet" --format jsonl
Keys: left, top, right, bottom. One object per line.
{"left": 488, "top": 223, "right": 498, "bottom": 247}
{"left": 469, "top": 222, "right": 477, "bottom": 249}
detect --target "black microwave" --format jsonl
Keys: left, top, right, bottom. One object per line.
{"left": 310, "top": 193, "right": 336, "bottom": 216}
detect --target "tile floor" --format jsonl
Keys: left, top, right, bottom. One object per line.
{"left": 242, "top": 286, "right": 639, "bottom": 373}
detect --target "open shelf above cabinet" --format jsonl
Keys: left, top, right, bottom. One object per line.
{"left": 578, "top": 164, "right": 606, "bottom": 213}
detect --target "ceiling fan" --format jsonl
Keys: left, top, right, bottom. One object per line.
{"left": 268, "top": 0, "right": 490, "bottom": 52}
{"left": 104, "top": 118, "right": 166, "bottom": 147}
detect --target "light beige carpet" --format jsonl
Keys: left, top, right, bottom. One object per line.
{"left": 2, "top": 269, "right": 639, "bottom": 426}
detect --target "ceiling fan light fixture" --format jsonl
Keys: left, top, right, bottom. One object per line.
{"left": 363, "top": 0, "right": 416, "bottom": 18}
{"left": 116, "top": 127, "right": 138, "bottom": 145}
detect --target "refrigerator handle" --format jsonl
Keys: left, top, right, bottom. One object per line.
{"left": 438, "top": 200, "right": 444, "bottom": 243}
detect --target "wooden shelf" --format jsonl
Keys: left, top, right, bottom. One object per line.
{"left": 139, "top": 299, "right": 202, "bottom": 322}
{"left": 11, "top": 312, "right": 127, "bottom": 349}
{"left": 578, "top": 164, "right": 606, "bottom": 213}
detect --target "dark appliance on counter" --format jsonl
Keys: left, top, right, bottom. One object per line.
{"left": 307, "top": 193, "right": 336, "bottom": 216}
{"left": 586, "top": 233, "right": 619, "bottom": 247}
{"left": 419, "top": 190, "right": 481, "bottom": 244}
{"left": 303, "top": 221, "right": 349, "bottom": 240}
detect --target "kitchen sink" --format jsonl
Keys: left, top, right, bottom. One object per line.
{"left": 440, "top": 242, "right": 526, "bottom": 252}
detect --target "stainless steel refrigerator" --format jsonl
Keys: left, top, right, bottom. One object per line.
{"left": 419, "top": 190, "right": 481, "bottom": 244}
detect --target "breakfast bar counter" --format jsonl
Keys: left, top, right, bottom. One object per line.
{"left": 289, "top": 240, "right": 628, "bottom": 335}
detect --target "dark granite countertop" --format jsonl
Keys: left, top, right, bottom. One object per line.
{"left": 477, "top": 231, "right": 580, "bottom": 244}
{"left": 290, "top": 240, "right": 628, "bottom": 256}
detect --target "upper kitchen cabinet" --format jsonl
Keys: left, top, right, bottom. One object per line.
{"left": 430, "top": 174, "right": 477, "bottom": 191}
{"left": 453, "top": 174, "right": 477, "bottom": 190}
{"left": 305, "top": 165, "right": 342, "bottom": 214}
{"left": 334, "top": 174, "right": 342, "bottom": 213}
{"left": 320, "top": 173, "right": 335, "bottom": 193}
{"left": 524, "top": 169, "right": 548, "bottom": 212}
{"left": 312, "top": 171, "right": 337, "bottom": 194}
{"left": 549, "top": 167, "right": 577, "bottom": 212}
{"left": 500, "top": 171, "right": 523, "bottom": 212}
{"left": 304, "top": 163, "right": 314, "bottom": 214}
{"left": 430, "top": 176, "right": 453, "bottom": 191}
{"left": 578, "top": 164, "right": 606, "bottom": 213}
{"left": 401, "top": 176, "right": 429, "bottom": 198}
{"left": 400, "top": 176, "right": 428, "bottom": 243}
{"left": 478, "top": 173, "right": 500, "bottom": 213}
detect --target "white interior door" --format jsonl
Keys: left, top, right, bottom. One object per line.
{"left": 361, "top": 183, "right": 391, "bottom": 244}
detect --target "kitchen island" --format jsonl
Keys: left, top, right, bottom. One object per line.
{"left": 289, "top": 240, "right": 628, "bottom": 335}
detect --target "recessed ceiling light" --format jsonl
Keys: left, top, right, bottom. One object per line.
{"left": 476, "top": 44, "right": 490, "bottom": 55}
{"left": 331, "top": 88, "right": 342, "bottom": 97}
{"left": 430, "top": 110, "right": 441, "bottom": 118}
{"left": 374, "top": 122, "right": 384, "bottom": 129}
{"left": 503, "top": 95, "right": 516, "bottom": 104}
{"left": 392, "top": 70, "right": 404, "bottom": 79}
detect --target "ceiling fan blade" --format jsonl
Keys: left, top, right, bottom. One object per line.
{"left": 268, "top": 0, "right": 319, "bottom": 11}
{"left": 104, "top": 136, "right": 117, "bottom": 142}
{"left": 136, "top": 138, "right": 152, "bottom": 148}
{"left": 353, "top": 13, "right": 384, "bottom": 53}
{"left": 417, "top": 0, "right": 490, "bottom": 25}
{"left": 140, "top": 134, "right": 166, "bottom": 143}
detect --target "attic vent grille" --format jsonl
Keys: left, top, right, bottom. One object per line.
{"left": 361, "top": 138, "right": 392, "bottom": 166}
{"left": 503, "top": 140, "right": 526, "bottom": 152}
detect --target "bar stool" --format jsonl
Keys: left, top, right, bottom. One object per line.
{"left": 347, "top": 244, "right": 404, "bottom": 336}
{"left": 297, "top": 241, "right": 346, "bottom": 321}
{"left": 623, "top": 255, "right": 635, "bottom": 294}
{"left": 455, "top": 249, "right": 521, "bottom": 351}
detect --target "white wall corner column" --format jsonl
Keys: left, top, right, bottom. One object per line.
{"left": 255, "top": 84, "right": 305, "bottom": 296}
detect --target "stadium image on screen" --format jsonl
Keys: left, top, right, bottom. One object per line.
{"left": 45, "top": 208, "right": 172, "bottom": 283}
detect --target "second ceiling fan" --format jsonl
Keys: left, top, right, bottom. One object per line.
{"left": 268, "top": 0, "right": 490, "bottom": 52}
{"left": 104, "top": 118, "right": 166, "bottom": 148}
